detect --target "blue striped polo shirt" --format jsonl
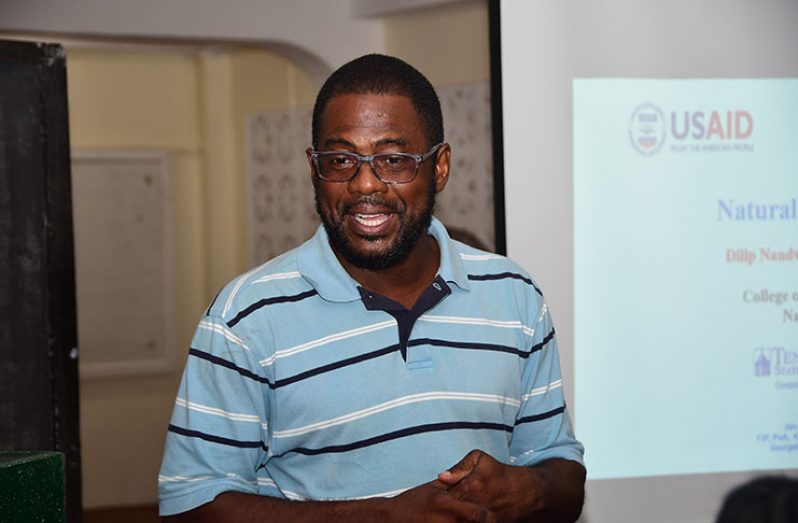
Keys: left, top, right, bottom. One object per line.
{"left": 158, "top": 217, "right": 584, "bottom": 516}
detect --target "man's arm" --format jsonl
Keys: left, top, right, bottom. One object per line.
{"left": 438, "top": 450, "right": 586, "bottom": 523}
{"left": 162, "top": 479, "right": 498, "bottom": 523}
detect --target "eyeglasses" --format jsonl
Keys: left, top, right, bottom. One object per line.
{"left": 309, "top": 143, "right": 443, "bottom": 184}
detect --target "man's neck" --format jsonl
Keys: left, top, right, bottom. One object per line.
{"left": 336, "top": 234, "right": 440, "bottom": 309}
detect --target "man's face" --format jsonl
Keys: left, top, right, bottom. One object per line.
{"left": 309, "top": 93, "right": 449, "bottom": 271}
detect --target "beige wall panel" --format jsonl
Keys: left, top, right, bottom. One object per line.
{"left": 171, "top": 152, "right": 210, "bottom": 341}
{"left": 80, "top": 377, "right": 178, "bottom": 507}
{"left": 67, "top": 51, "right": 201, "bottom": 149}
{"left": 231, "top": 49, "right": 319, "bottom": 270}
{"left": 199, "top": 52, "right": 248, "bottom": 292}
{"left": 231, "top": 49, "right": 317, "bottom": 114}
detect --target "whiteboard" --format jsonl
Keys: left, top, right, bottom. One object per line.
{"left": 72, "top": 151, "right": 177, "bottom": 378}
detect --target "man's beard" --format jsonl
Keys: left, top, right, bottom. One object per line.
{"left": 315, "top": 177, "right": 436, "bottom": 271}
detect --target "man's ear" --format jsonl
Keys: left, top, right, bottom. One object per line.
{"left": 434, "top": 143, "right": 451, "bottom": 194}
{"left": 306, "top": 148, "right": 315, "bottom": 181}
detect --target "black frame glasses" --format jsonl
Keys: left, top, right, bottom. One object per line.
{"left": 309, "top": 143, "right": 443, "bottom": 184}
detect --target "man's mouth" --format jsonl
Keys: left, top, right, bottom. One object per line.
{"left": 342, "top": 198, "right": 400, "bottom": 235}
{"left": 352, "top": 213, "right": 390, "bottom": 227}
{"left": 345, "top": 207, "right": 398, "bottom": 237}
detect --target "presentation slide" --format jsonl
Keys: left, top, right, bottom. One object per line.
{"left": 573, "top": 78, "right": 798, "bottom": 479}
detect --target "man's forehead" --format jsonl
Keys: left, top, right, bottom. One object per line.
{"left": 322, "top": 92, "right": 418, "bottom": 119}
{"left": 318, "top": 93, "right": 425, "bottom": 143}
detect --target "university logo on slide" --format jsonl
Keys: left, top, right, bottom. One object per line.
{"left": 628, "top": 102, "right": 666, "bottom": 156}
{"left": 753, "top": 346, "right": 798, "bottom": 378}
{"left": 754, "top": 348, "right": 775, "bottom": 377}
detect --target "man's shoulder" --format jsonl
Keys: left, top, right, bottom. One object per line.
{"left": 205, "top": 243, "right": 312, "bottom": 323}
{"left": 450, "top": 240, "right": 533, "bottom": 278}
{"left": 448, "top": 239, "right": 546, "bottom": 300}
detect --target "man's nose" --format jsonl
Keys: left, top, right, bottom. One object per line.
{"left": 348, "top": 160, "right": 388, "bottom": 194}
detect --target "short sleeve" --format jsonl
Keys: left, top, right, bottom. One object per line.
{"left": 158, "top": 314, "right": 272, "bottom": 516}
{"left": 509, "top": 300, "right": 585, "bottom": 467}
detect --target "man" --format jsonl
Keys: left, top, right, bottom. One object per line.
{"left": 159, "top": 54, "right": 585, "bottom": 522}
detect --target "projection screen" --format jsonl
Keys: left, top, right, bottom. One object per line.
{"left": 493, "top": 1, "right": 798, "bottom": 522}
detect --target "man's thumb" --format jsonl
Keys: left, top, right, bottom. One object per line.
{"left": 438, "top": 449, "right": 482, "bottom": 485}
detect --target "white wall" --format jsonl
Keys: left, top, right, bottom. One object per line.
{"left": 0, "top": 0, "right": 383, "bottom": 80}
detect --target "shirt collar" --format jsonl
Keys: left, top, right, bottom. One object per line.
{"left": 428, "top": 217, "right": 471, "bottom": 292}
{"left": 296, "top": 216, "right": 471, "bottom": 302}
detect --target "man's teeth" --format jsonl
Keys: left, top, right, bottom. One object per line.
{"left": 353, "top": 214, "right": 389, "bottom": 227}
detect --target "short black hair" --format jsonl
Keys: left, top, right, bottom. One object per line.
{"left": 716, "top": 476, "right": 798, "bottom": 523}
{"left": 311, "top": 54, "right": 443, "bottom": 149}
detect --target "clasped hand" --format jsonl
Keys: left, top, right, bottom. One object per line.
{"left": 390, "top": 450, "right": 540, "bottom": 523}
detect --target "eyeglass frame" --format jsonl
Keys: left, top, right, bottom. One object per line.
{"left": 308, "top": 142, "right": 444, "bottom": 184}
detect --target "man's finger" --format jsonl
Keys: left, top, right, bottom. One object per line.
{"left": 438, "top": 449, "right": 483, "bottom": 485}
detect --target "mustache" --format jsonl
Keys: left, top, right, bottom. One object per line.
{"left": 341, "top": 196, "right": 402, "bottom": 214}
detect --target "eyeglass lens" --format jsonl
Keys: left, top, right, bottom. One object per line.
{"left": 317, "top": 153, "right": 418, "bottom": 183}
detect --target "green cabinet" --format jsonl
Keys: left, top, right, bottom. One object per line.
{"left": 0, "top": 452, "right": 65, "bottom": 523}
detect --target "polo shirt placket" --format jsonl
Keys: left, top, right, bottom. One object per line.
{"left": 358, "top": 274, "right": 451, "bottom": 368}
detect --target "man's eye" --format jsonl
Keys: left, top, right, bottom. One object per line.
{"left": 327, "top": 155, "right": 356, "bottom": 168}
{"left": 379, "top": 155, "right": 413, "bottom": 169}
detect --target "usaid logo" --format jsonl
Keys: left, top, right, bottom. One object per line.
{"left": 628, "top": 102, "right": 666, "bottom": 155}
{"left": 629, "top": 103, "right": 755, "bottom": 155}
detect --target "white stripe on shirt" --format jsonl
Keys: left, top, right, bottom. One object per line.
{"left": 460, "top": 253, "right": 503, "bottom": 261}
{"left": 535, "top": 303, "right": 548, "bottom": 325}
{"left": 198, "top": 319, "right": 251, "bottom": 352}
{"left": 252, "top": 271, "right": 302, "bottom": 284}
{"left": 521, "top": 379, "right": 562, "bottom": 401}
{"left": 257, "top": 478, "right": 305, "bottom": 500}
{"left": 509, "top": 448, "right": 537, "bottom": 464}
{"left": 175, "top": 397, "right": 262, "bottom": 423}
{"left": 221, "top": 260, "right": 277, "bottom": 317}
{"left": 419, "top": 314, "right": 535, "bottom": 337}
{"left": 260, "top": 320, "right": 396, "bottom": 367}
{"left": 273, "top": 391, "right": 521, "bottom": 438}
{"left": 158, "top": 474, "right": 214, "bottom": 483}
{"left": 261, "top": 478, "right": 411, "bottom": 501}
{"left": 339, "top": 486, "right": 411, "bottom": 500}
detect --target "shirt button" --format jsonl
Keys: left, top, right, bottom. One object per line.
{"left": 433, "top": 282, "right": 442, "bottom": 291}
